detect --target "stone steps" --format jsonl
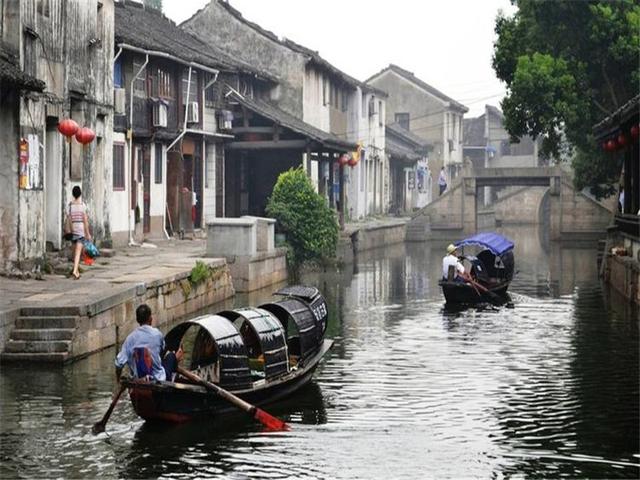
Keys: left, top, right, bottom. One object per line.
{"left": 1, "top": 310, "right": 78, "bottom": 363}
{"left": 4, "top": 339, "right": 71, "bottom": 353}
{"left": 0, "top": 352, "right": 70, "bottom": 363}
{"left": 10, "top": 328, "right": 74, "bottom": 341}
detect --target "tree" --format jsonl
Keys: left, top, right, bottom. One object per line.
{"left": 266, "top": 168, "right": 339, "bottom": 267}
{"left": 493, "top": 0, "right": 640, "bottom": 197}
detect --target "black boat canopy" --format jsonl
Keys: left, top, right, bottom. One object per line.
{"left": 164, "top": 314, "right": 252, "bottom": 389}
{"left": 218, "top": 308, "right": 289, "bottom": 380}
{"left": 273, "top": 285, "right": 329, "bottom": 336}
{"left": 260, "top": 297, "right": 322, "bottom": 363}
{"left": 455, "top": 232, "right": 514, "bottom": 256}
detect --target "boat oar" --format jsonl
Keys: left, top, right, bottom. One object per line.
{"left": 467, "top": 277, "right": 503, "bottom": 305}
{"left": 176, "top": 367, "right": 290, "bottom": 432}
{"left": 92, "top": 384, "right": 126, "bottom": 435}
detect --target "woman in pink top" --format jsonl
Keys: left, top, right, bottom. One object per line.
{"left": 68, "top": 185, "right": 91, "bottom": 279}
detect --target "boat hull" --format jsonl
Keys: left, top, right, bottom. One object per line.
{"left": 439, "top": 280, "right": 510, "bottom": 305}
{"left": 124, "top": 339, "right": 333, "bottom": 423}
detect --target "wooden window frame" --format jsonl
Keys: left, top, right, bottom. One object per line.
{"left": 113, "top": 143, "right": 126, "bottom": 190}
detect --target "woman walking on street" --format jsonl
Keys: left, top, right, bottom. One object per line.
{"left": 68, "top": 185, "right": 91, "bottom": 280}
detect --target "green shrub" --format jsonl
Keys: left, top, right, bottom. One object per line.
{"left": 266, "top": 167, "right": 339, "bottom": 267}
{"left": 189, "top": 260, "right": 211, "bottom": 286}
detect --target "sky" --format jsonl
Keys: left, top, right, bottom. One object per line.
{"left": 164, "top": 0, "right": 518, "bottom": 118}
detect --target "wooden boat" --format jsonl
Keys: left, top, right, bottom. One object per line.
{"left": 122, "top": 285, "right": 333, "bottom": 423}
{"left": 438, "top": 232, "right": 515, "bottom": 305}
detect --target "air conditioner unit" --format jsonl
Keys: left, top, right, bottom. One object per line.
{"left": 153, "top": 102, "right": 167, "bottom": 128}
{"left": 186, "top": 101, "right": 199, "bottom": 124}
{"left": 114, "top": 88, "right": 126, "bottom": 114}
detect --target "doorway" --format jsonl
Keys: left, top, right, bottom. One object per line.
{"left": 142, "top": 148, "right": 151, "bottom": 234}
{"left": 45, "top": 120, "right": 62, "bottom": 250}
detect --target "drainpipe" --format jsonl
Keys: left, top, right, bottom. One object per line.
{"left": 199, "top": 72, "right": 220, "bottom": 225}
{"left": 128, "top": 53, "right": 148, "bottom": 246}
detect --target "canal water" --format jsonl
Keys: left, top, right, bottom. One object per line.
{"left": 1, "top": 226, "right": 638, "bottom": 479}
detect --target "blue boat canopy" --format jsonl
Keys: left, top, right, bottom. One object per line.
{"left": 455, "top": 232, "right": 514, "bottom": 256}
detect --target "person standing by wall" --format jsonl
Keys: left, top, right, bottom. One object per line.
{"left": 438, "top": 167, "right": 447, "bottom": 196}
{"left": 68, "top": 186, "right": 91, "bottom": 280}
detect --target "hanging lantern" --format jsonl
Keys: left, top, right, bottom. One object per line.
{"left": 75, "top": 127, "right": 96, "bottom": 146}
{"left": 617, "top": 133, "right": 628, "bottom": 148}
{"left": 58, "top": 118, "right": 79, "bottom": 142}
{"left": 606, "top": 139, "right": 617, "bottom": 152}
{"left": 348, "top": 155, "right": 358, "bottom": 167}
{"left": 631, "top": 124, "right": 639, "bottom": 140}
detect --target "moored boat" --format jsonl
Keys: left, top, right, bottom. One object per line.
{"left": 438, "top": 232, "right": 515, "bottom": 305}
{"left": 122, "top": 285, "right": 332, "bottom": 423}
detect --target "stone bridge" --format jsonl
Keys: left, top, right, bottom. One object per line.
{"left": 406, "top": 167, "right": 614, "bottom": 242}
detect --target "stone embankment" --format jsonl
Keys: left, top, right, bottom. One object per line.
{"left": 0, "top": 240, "right": 234, "bottom": 363}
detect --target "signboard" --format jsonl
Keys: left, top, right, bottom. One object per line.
{"left": 18, "top": 135, "right": 42, "bottom": 190}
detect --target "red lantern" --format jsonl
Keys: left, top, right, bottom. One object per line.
{"left": 347, "top": 156, "right": 358, "bottom": 167}
{"left": 631, "top": 124, "right": 639, "bottom": 140}
{"left": 75, "top": 127, "right": 96, "bottom": 146}
{"left": 606, "top": 139, "right": 617, "bottom": 152}
{"left": 617, "top": 133, "right": 628, "bottom": 148}
{"left": 58, "top": 118, "right": 79, "bottom": 142}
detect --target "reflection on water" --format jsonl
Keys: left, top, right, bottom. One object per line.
{"left": 0, "top": 226, "right": 638, "bottom": 479}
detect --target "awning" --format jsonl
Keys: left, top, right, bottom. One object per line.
{"left": 229, "top": 92, "right": 357, "bottom": 151}
{"left": 455, "top": 232, "right": 514, "bottom": 256}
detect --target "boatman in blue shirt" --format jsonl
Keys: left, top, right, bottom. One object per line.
{"left": 115, "top": 304, "right": 183, "bottom": 383}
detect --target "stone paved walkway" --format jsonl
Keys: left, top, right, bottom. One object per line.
{"left": 0, "top": 239, "right": 218, "bottom": 314}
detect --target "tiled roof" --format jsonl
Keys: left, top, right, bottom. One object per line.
{"left": 0, "top": 48, "right": 44, "bottom": 91}
{"left": 230, "top": 93, "right": 357, "bottom": 151}
{"left": 205, "top": 0, "right": 385, "bottom": 95}
{"left": 367, "top": 64, "right": 468, "bottom": 112}
{"left": 593, "top": 94, "right": 640, "bottom": 136}
{"left": 386, "top": 122, "right": 430, "bottom": 148}
{"left": 115, "top": 1, "right": 274, "bottom": 81}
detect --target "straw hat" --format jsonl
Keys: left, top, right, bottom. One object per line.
{"left": 447, "top": 244, "right": 457, "bottom": 254}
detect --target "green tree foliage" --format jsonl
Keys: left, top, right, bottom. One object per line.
{"left": 266, "top": 168, "right": 339, "bottom": 266}
{"left": 493, "top": 0, "right": 639, "bottom": 197}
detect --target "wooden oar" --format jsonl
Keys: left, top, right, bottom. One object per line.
{"left": 467, "top": 277, "right": 503, "bottom": 305}
{"left": 92, "top": 384, "right": 126, "bottom": 434}
{"left": 177, "top": 367, "right": 290, "bottom": 432}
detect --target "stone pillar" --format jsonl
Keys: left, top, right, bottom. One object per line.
{"left": 548, "top": 176, "right": 562, "bottom": 240}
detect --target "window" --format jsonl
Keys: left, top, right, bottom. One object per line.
{"left": 395, "top": 112, "right": 410, "bottom": 130}
{"left": 154, "top": 143, "right": 163, "bottom": 183}
{"left": 378, "top": 101, "right": 383, "bottom": 126}
{"left": 113, "top": 144, "right": 125, "bottom": 190}
{"left": 204, "top": 72, "right": 218, "bottom": 108}
{"left": 114, "top": 58, "right": 123, "bottom": 88}
{"left": 323, "top": 76, "right": 328, "bottom": 106}
{"left": 132, "top": 58, "right": 146, "bottom": 97}
{"left": 182, "top": 69, "right": 197, "bottom": 104}
{"left": 150, "top": 67, "right": 173, "bottom": 99}
{"left": 341, "top": 88, "right": 348, "bottom": 112}
{"left": 361, "top": 92, "right": 367, "bottom": 117}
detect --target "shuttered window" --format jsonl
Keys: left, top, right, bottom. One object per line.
{"left": 113, "top": 143, "right": 125, "bottom": 190}
{"left": 154, "top": 143, "right": 163, "bottom": 184}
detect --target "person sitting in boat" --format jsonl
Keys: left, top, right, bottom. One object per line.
{"left": 442, "top": 244, "right": 471, "bottom": 282}
{"left": 115, "top": 304, "right": 183, "bottom": 383}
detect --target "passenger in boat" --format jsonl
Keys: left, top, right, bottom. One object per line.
{"left": 115, "top": 304, "right": 183, "bottom": 383}
{"left": 442, "top": 244, "right": 470, "bottom": 282}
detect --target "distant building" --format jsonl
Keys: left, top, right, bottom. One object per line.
{"left": 463, "top": 104, "right": 541, "bottom": 205}
{"left": 0, "top": 0, "right": 114, "bottom": 270}
{"left": 182, "top": 0, "right": 388, "bottom": 220}
{"left": 366, "top": 64, "right": 468, "bottom": 183}
{"left": 112, "top": 1, "right": 277, "bottom": 243}
{"left": 386, "top": 123, "right": 431, "bottom": 213}
{"left": 463, "top": 105, "right": 540, "bottom": 170}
